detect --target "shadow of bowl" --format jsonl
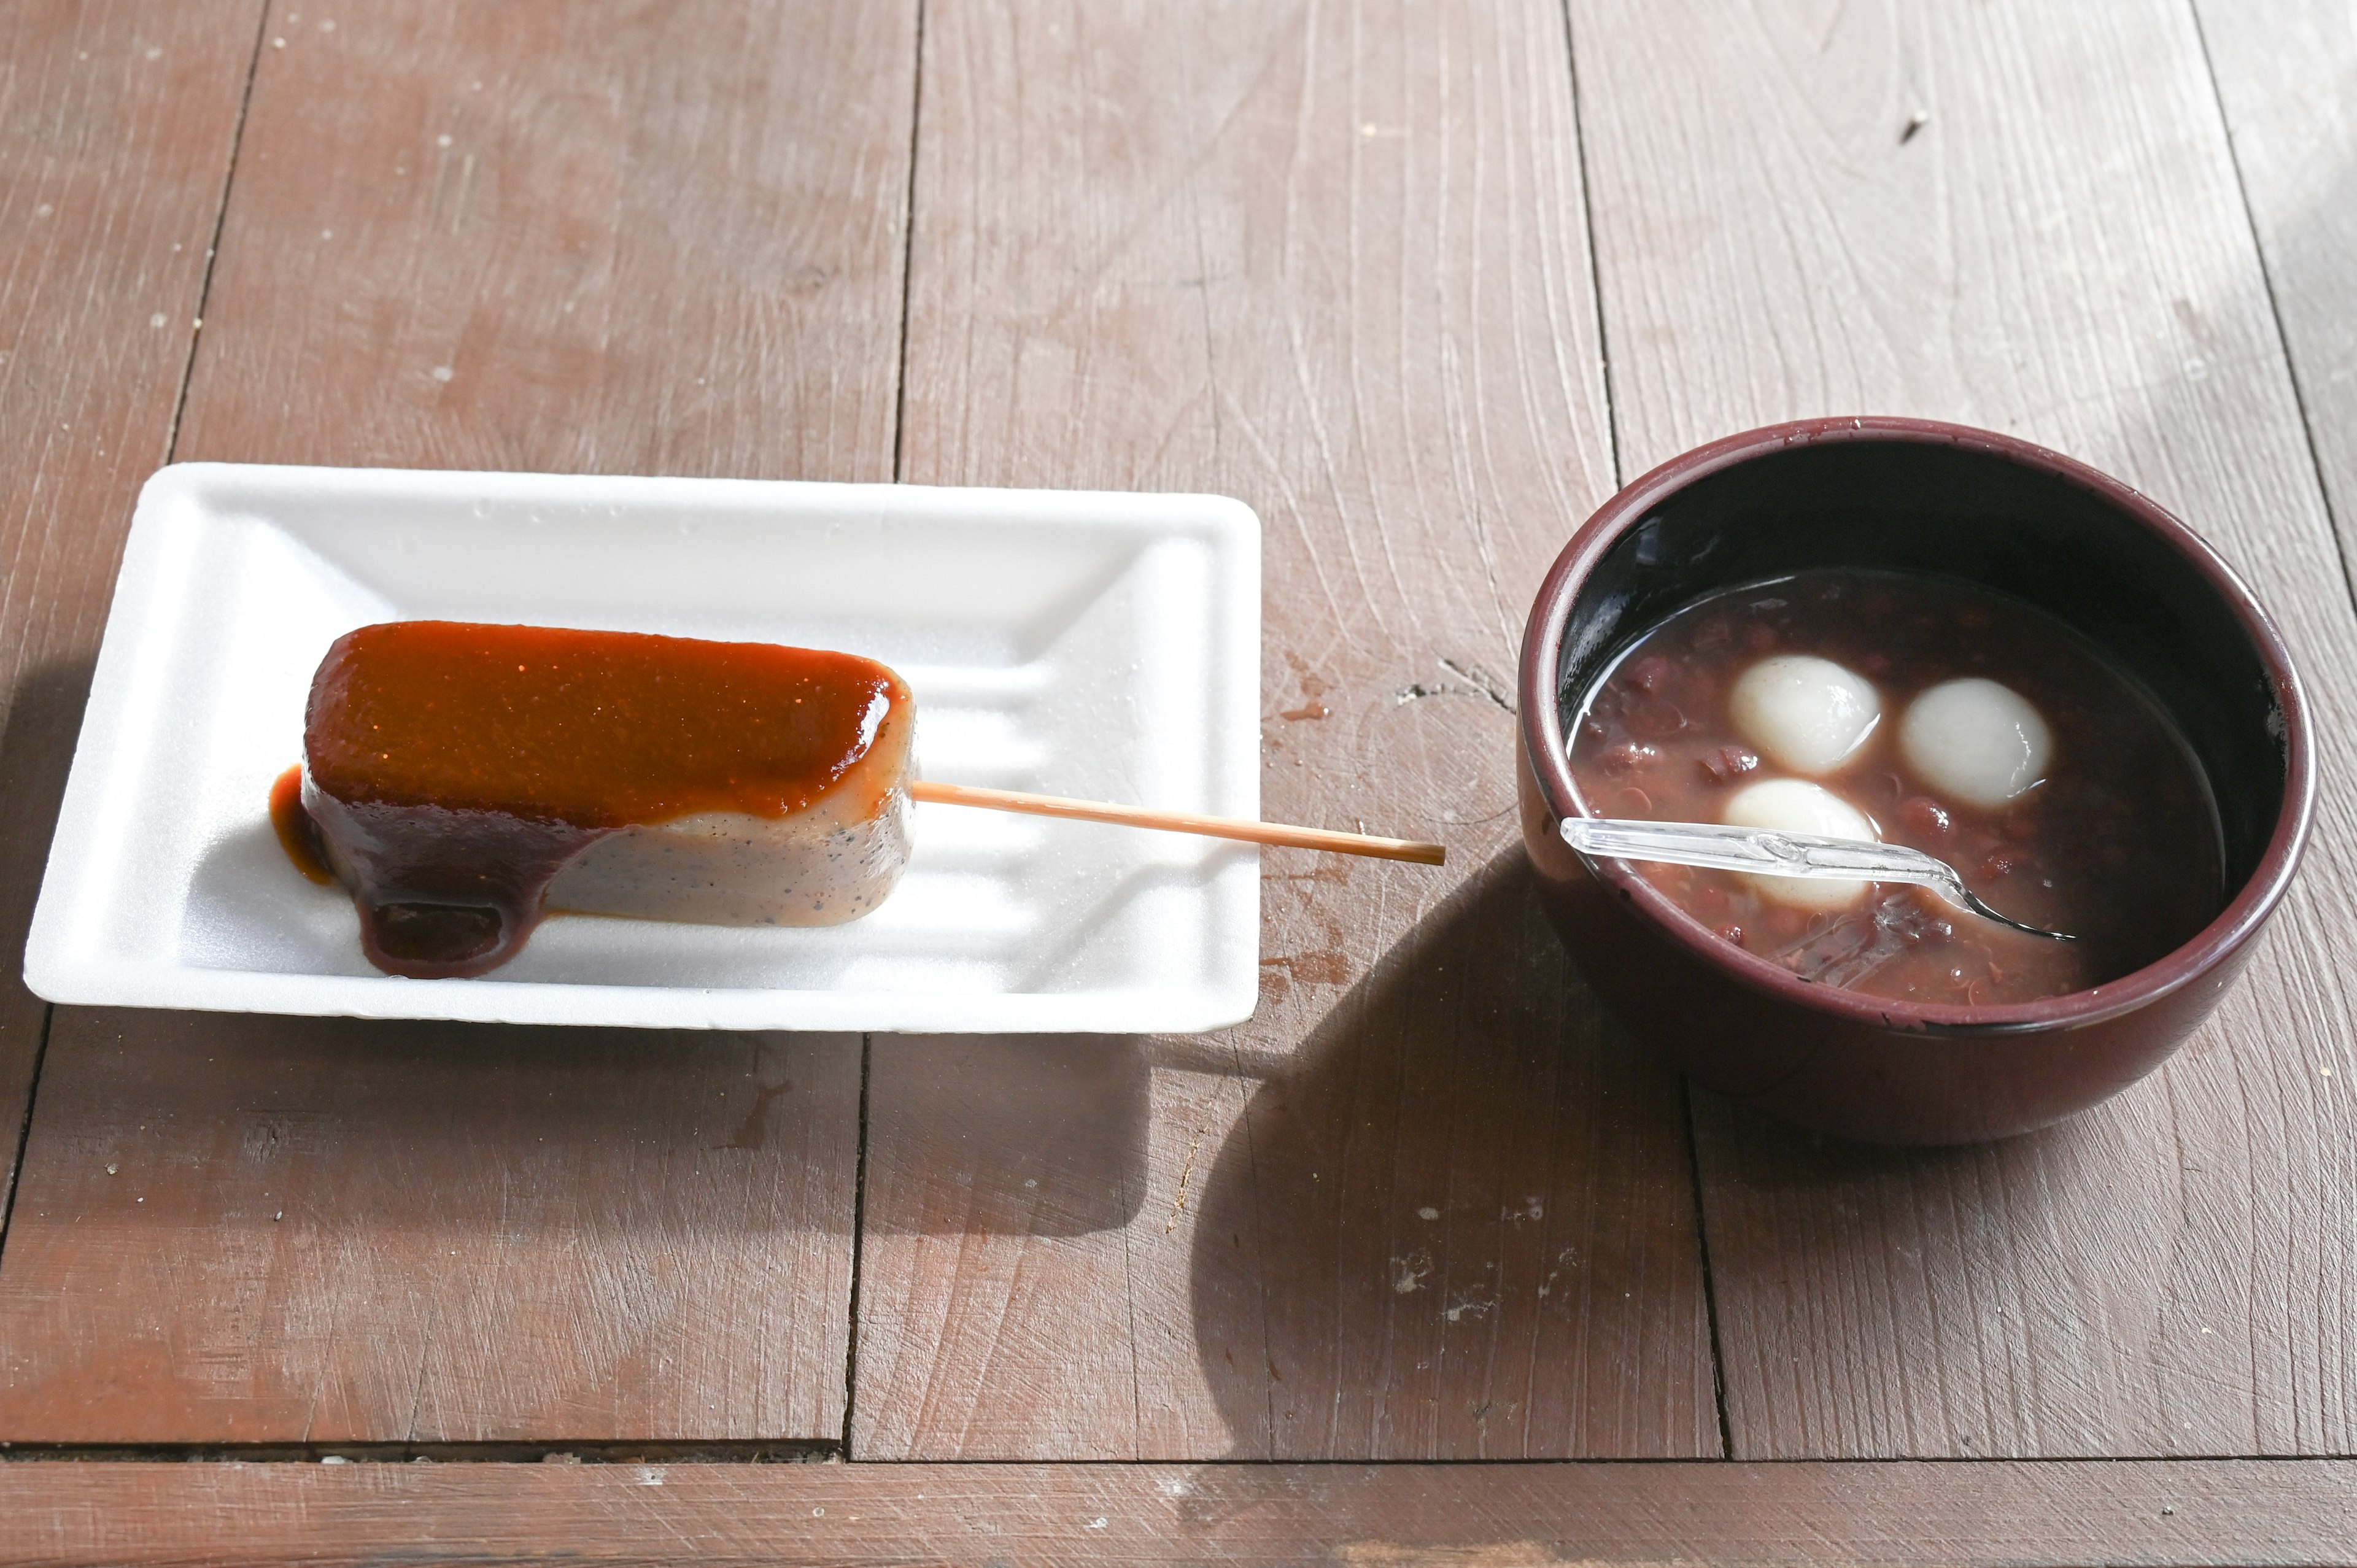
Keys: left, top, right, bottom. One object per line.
{"left": 1185, "top": 851, "right": 1716, "bottom": 1459}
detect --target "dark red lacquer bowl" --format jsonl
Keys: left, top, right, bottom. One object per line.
{"left": 1517, "top": 417, "right": 2316, "bottom": 1145}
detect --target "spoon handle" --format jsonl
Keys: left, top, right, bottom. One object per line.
{"left": 1557, "top": 816, "right": 2075, "bottom": 941}
{"left": 1560, "top": 815, "right": 1951, "bottom": 882}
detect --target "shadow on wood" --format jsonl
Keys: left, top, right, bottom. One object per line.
{"left": 3, "top": 656, "right": 96, "bottom": 997}
{"left": 6, "top": 1012, "right": 862, "bottom": 1234}
{"left": 0, "top": 655, "right": 99, "bottom": 1221}
{"left": 0, "top": 1010, "right": 865, "bottom": 1441}
{"left": 1186, "top": 849, "right": 1717, "bottom": 1458}
{"left": 863, "top": 1035, "right": 1151, "bottom": 1237}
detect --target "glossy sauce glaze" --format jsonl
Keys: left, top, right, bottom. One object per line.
{"left": 1565, "top": 570, "right": 2224, "bottom": 1005}
{"left": 284, "top": 621, "right": 913, "bottom": 979}
{"left": 268, "top": 763, "right": 334, "bottom": 884}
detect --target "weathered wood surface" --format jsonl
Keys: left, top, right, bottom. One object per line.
{"left": 0, "top": 1, "right": 915, "bottom": 1443}
{"left": 2199, "top": 0, "right": 2357, "bottom": 537}
{"left": 852, "top": 0, "right": 1717, "bottom": 1461}
{"left": 1571, "top": 0, "right": 2357, "bottom": 1457}
{"left": 174, "top": 2, "right": 918, "bottom": 479}
{"left": 0, "top": 1016, "right": 860, "bottom": 1442}
{"left": 0, "top": 0, "right": 260, "bottom": 1227}
{"left": 4, "top": 1459, "right": 2354, "bottom": 1567}
{"left": 2, "top": 0, "right": 2354, "bottom": 1532}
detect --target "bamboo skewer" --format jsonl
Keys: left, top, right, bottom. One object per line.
{"left": 907, "top": 779, "right": 1447, "bottom": 865}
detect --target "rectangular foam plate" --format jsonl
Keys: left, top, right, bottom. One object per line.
{"left": 25, "top": 464, "right": 1262, "bottom": 1032}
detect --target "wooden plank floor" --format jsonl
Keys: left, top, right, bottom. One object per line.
{"left": 7, "top": 1460, "right": 2357, "bottom": 1566}
{"left": 1, "top": 0, "right": 2354, "bottom": 1556}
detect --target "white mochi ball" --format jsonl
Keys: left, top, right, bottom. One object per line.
{"left": 1722, "top": 778, "right": 1878, "bottom": 911}
{"left": 1727, "top": 655, "right": 1881, "bottom": 775}
{"left": 1899, "top": 678, "right": 2053, "bottom": 808}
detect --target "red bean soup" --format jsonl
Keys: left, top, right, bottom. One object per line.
{"left": 1565, "top": 568, "right": 2224, "bottom": 1005}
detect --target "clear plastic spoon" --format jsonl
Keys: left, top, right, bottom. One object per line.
{"left": 1558, "top": 815, "right": 2076, "bottom": 941}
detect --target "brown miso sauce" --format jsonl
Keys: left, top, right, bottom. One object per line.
{"left": 1565, "top": 570, "right": 2224, "bottom": 1006}
{"left": 268, "top": 763, "right": 334, "bottom": 885}
{"left": 279, "top": 620, "right": 911, "bottom": 980}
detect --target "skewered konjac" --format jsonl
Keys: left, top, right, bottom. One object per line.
{"left": 275, "top": 620, "right": 1444, "bottom": 979}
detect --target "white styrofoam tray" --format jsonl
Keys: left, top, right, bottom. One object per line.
{"left": 25, "top": 464, "right": 1262, "bottom": 1032}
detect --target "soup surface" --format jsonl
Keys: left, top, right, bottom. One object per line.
{"left": 1565, "top": 569, "right": 2223, "bottom": 1005}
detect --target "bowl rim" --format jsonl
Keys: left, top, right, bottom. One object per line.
{"left": 1518, "top": 414, "right": 2318, "bottom": 1035}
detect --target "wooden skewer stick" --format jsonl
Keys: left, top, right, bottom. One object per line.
{"left": 907, "top": 779, "right": 1447, "bottom": 865}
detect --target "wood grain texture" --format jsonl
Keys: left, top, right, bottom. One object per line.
{"left": 1571, "top": 0, "right": 2357, "bottom": 1457}
{"left": 173, "top": 1, "right": 917, "bottom": 479}
{"left": 2198, "top": 0, "right": 2357, "bottom": 535}
{"left": 0, "top": 1, "right": 916, "bottom": 1442}
{"left": 856, "top": 0, "right": 1716, "bottom": 1461}
{"left": 2, "top": 1459, "right": 2353, "bottom": 1566}
{"left": 0, "top": 1, "right": 261, "bottom": 1222}
{"left": 0, "top": 1016, "right": 858, "bottom": 1442}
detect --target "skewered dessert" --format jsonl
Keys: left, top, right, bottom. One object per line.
{"left": 276, "top": 620, "right": 1445, "bottom": 980}
{"left": 277, "top": 621, "right": 913, "bottom": 978}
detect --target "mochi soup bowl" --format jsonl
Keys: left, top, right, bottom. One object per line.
{"left": 1517, "top": 417, "right": 2315, "bottom": 1145}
